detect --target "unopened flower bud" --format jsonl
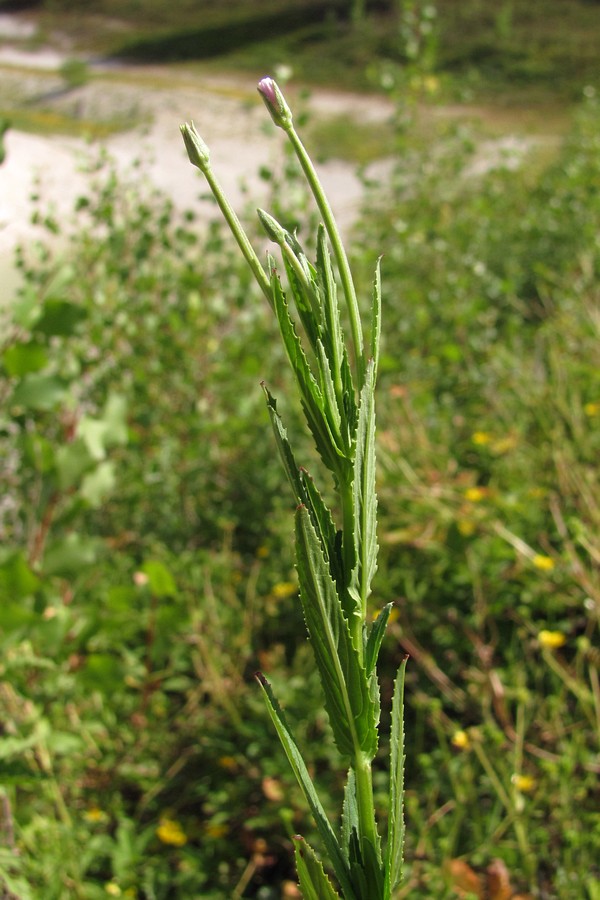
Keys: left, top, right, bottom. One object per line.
{"left": 257, "top": 208, "right": 287, "bottom": 245}
{"left": 257, "top": 77, "right": 293, "bottom": 129}
{"left": 180, "top": 121, "right": 210, "bottom": 172}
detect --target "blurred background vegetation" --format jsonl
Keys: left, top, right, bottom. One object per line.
{"left": 0, "top": 1, "right": 599, "bottom": 898}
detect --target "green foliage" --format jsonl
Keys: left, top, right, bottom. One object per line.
{"left": 1, "top": 74, "right": 599, "bottom": 900}
{"left": 59, "top": 57, "right": 90, "bottom": 89}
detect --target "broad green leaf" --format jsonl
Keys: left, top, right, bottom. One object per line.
{"left": 34, "top": 298, "right": 87, "bottom": 336}
{"left": 80, "top": 460, "right": 116, "bottom": 507}
{"left": 10, "top": 373, "right": 67, "bottom": 411}
{"left": 294, "top": 837, "right": 341, "bottom": 900}
{"left": 141, "top": 559, "right": 177, "bottom": 598}
{"left": 295, "top": 506, "right": 377, "bottom": 759}
{"left": 77, "top": 392, "right": 128, "bottom": 460}
{"left": 2, "top": 342, "right": 48, "bottom": 376}
{"left": 350, "top": 359, "right": 378, "bottom": 614}
{"left": 101, "top": 393, "right": 128, "bottom": 447}
{"left": 22, "top": 432, "right": 55, "bottom": 472}
{"left": 43, "top": 533, "right": 101, "bottom": 577}
{"left": 55, "top": 439, "right": 95, "bottom": 489}
{"left": 77, "top": 417, "right": 109, "bottom": 461}
{"left": 365, "top": 604, "right": 392, "bottom": 677}
{"left": 384, "top": 658, "right": 407, "bottom": 898}
{"left": 256, "top": 674, "right": 357, "bottom": 900}
{"left": 0, "top": 551, "right": 41, "bottom": 600}
{"left": 11, "top": 286, "right": 42, "bottom": 329}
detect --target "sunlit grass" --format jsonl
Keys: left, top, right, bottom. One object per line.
{"left": 0, "top": 105, "right": 141, "bottom": 138}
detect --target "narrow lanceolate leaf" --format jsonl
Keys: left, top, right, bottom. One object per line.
{"left": 341, "top": 768, "right": 359, "bottom": 860}
{"left": 299, "top": 467, "right": 341, "bottom": 581}
{"left": 341, "top": 780, "right": 385, "bottom": 900}
{"left": 256, "top": 674, "right": 356, "bottom": 900}
{"left": 295, "top": 505, "right": 377, "bottom": 760}
{"left": 262, "top": 385, "right": 341, "bottom": 586}
{"left": 317, "top": 338, "right": 343, "bottom": 446}
{"left": 350, "top": 358, "right": 378, "bottom": 614}
{"left": 281, "top": 244, "right": 322, "bottom": 354}
{"left": 316, "top": 229, "right": 343, "bottom": 379}
{"left": 371, "top": 259, "right": 382, "bottom": 378}
{"left": 270, "top": 264, "right": 342, "bottom": 477}
{"left": 384, "top": 657, "right": 408, "bottom": 899}
{"left": 315, "top": 227, "right": 357, "bottom": 456}
{"left": 365, "top": 603, "right": 393, "bottom": 678}
{"left": 294, "top": 837, "right": 342, "bottom": 900}
{"left": 262, "top": 385, "right": 306, "bottom": 503}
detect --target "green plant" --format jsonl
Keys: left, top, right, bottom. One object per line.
{"left": 182, "top": 77, "right": 406, "bottom": 898}
{"left": 59, "top": 58, "right": 90, "bottom": 89}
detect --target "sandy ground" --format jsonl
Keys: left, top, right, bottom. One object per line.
{"left": 0, "top": 25, "right": 394, "bottom": 298}
{"left": 0, "top": 13, "right": 541, "bottom": 300}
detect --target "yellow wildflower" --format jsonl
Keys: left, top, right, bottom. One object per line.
{"left": 272, "top": 581, "right": 297, "bottom": 599}
{"left": 256, "top": 545, "right": 269, "bottom": 558}
{"left": 533, "top": 554, "right": 555, "bottom": 571}
{"left": 84, "top": 806, "right": 107, "bottom": 824}
{"left": 472, "top": 431, "right": 491, "bottom": 445}
{"left": 105, "top": 885, "right": 121, "bottom": 897}
{"left": 464, "top": 487, "right": 486, "bottom": 503}
{"left": 538, "top": 630, "right": 566, "bottom": 649}
{"left": 156, "top": 817, "right": 187, "bottom": 847}
{"left": 451, "top": 730, "right": 470, "bottom": 750}
{"left": 217, "top": 755, "right": 237, "bottom": 771}
{"left": 584, "top": 402, "right": 599, "bottom": 417}
{"left": 512, "top": 774, "right": 536, "bottom": 793}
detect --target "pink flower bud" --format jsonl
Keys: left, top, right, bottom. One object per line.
{"left": 257, "top": 76, "right": 293, "bottom": 129}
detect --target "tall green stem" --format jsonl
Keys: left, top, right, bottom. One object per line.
{"left": 283, "top": 124, "right": 366, "bottom": 388}
{"left": 354, "top": 752, "right": 379, "bottom": 855}
{"left": 181, "top": 122, "right": 272, "bottom": 305}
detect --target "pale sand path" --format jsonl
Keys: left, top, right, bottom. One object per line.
{"left": 0, "top": 41, "right": 394, "bottom": 299}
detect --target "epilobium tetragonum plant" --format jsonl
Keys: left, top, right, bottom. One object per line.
{"left": 181, "top": 77, "right": 406, "bottom": 900}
